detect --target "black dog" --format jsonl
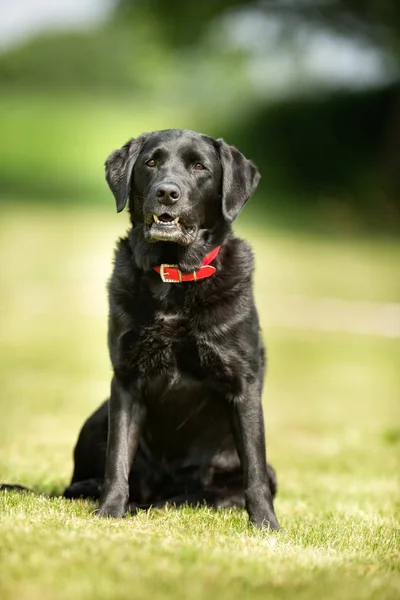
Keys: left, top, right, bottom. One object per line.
{"left": 3, "top": 129, "right": 279, "bottom": 530}
{"left": 63, "top": 129, "right": 279, "bottom": 530}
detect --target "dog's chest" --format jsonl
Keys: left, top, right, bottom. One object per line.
{"left": 121, "top": 303, "right": 226, "bottom": 386}
{"left": 137, "top": 310, "right": 201, "bottom": 374}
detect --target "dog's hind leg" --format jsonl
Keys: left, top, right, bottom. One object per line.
{"left": 62, "top": 401, "right": 109, "bottom": 500}
{"left": 67, "top": 401, "right": 109, "bottom": 485}
{"left": 63, "top": 478, "right": 103, "bottom": 500}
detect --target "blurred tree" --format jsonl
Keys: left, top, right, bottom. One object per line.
{"left": 115, "top": 0, "right": 400, "bottom": 60}
{"left": 0, "top": 0, "right": 398, "bottom": 231}
{"left": 219, "top": 84, "right": 400, "bottom": 231}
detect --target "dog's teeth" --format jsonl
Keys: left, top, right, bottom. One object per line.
{"left": 153, "top": 214, "right": 159, "bottom": 223}
{"left": 173, "top": 217, "right": 180, "bottom": 223}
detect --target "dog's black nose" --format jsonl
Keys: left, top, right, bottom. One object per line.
{"left": 155, "top": 183, "right": 181, "bottom": 205}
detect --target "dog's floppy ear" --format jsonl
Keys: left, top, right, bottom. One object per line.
{"left": 105, "top": 135, "right": 147, "bottom": 213}
{"left": 217, "top": 139, "right": 260, "bottom": 223}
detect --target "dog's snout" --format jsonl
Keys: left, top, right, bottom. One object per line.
{"left": 155, "top": 183, "right": 181, "bottom": 205}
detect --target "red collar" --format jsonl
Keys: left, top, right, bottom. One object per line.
{"left": 153, "top": 246, "right": 220, "bottom": 283}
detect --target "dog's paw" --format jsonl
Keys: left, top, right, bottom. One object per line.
{"left": 96, "top": 503, "right": 127, "bottom": 519}
{"left": 245, "top": 489, "right": 280, "bottom": 531}
{"left": 249, "top": 509, "right": 280, "bottom": 531}
{"left": 96, "top": 494, "right": 128, "bottom": 519}
{"left": 63, "top": 479, "right": 102, "bottom": 500}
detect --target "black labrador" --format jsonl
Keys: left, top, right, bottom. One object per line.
{"left": 5, "top": 129, "right": 280, "bottom": 530}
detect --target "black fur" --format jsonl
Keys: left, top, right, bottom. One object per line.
{"left": 6, "top": 129, "right": 280, "bottom": 530}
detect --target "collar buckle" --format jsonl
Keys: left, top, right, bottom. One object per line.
{"left": 159, "top": 264, "right": 182, "bottom": 283}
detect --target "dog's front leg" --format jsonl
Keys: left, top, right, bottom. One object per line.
{"left": 230, "top": 382, "right": 280, "bottom": 530}
{"left": 97, "top": 376, "right": 144, "bottom": 518}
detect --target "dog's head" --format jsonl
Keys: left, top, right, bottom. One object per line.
{"left": 105, "top": 129, "right": 260, "bottom": 246}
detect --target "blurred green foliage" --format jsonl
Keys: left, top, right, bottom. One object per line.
{"left": 222, "top": 85, "right": 400, "bottom": 231}
{"left": 115, "top": 0, "right": 400, "bottom": 55}
{"left": 0, "top": 0, "right": 399, "bottom": 233}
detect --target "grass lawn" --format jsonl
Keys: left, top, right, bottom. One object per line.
{"left": 0, "top": 205, "right": 399, "bottom": 600}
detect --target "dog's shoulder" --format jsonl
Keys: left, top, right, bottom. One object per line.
{"left": 207, "top": 234, "right": 255, "bottom": 296}
{"left": 107, "top": 235, "right": 138, "bottom": 313}
{"left": 112, "top": 234, "right": 133, "bottom": 270}
{"left": 224, "top": 234, "right": 255, "bottom": 273}
{"left": 185, "top": 235, "right": 257, "bottom": 326}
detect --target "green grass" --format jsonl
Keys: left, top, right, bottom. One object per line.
{"left": 0, "top": 205, "right": 399, "bottom": 600}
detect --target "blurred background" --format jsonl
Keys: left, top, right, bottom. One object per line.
{"left": 0, "top": 0, "right": 399, "bottom": 501}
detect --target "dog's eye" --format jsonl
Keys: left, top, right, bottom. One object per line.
{"left": 194, "top": 162, "right": 205, "bottom": 171}
{"left": 146, "top": 159, "right": 156, "bottom": 167}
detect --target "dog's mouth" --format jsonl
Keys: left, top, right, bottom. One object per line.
{"left": 145, "top": 212, "right": 196, "bottom": 245}
{"left": 152, "top": 213, "right": 182, "bottom": 228}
